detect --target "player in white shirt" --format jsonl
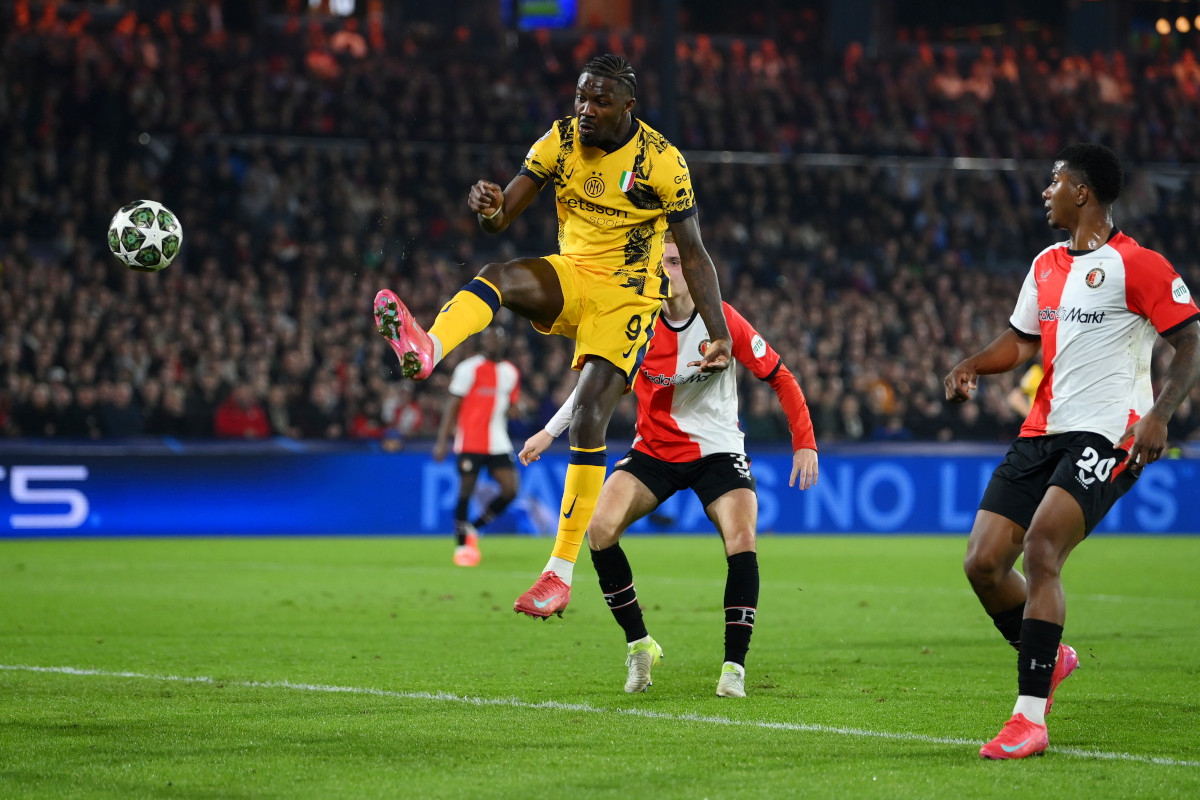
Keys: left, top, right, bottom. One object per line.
{"left": 433, "top": 328, "right": 521, "bottom": 567}
{"left": 520, "top": 232, "right": 819, "bottom": 696}
{"left": 945, "top": 144, "right": 1200, "bottom": 759}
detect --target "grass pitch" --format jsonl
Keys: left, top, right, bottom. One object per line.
{"left": 1, "top": 534, "right": 1198, "bottom": 799}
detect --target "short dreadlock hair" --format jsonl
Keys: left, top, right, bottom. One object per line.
{"left": 1055, "top": 144, "right": 1124, "bottom": 205}
{"left": 581, "top": 53, "right": 637, "bottom": 98}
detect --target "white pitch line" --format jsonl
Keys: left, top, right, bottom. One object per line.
{"left": 2, "top": 664, "right": 1198, "bottom": 768}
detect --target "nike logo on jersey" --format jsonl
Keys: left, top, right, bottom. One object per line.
{"left": 562, "top": 495, "right": 578, "bottom": 519}
{"left": 622, "top": 344, "right": 637, "bottom": 358}
{"left": 1039, "top": 268, "right": 1052, "bottom": 280}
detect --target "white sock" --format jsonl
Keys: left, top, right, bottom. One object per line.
{"left": 1012, "top": 695, "right": 1047, "bottom": 726}
{"left": 429, "top": 332, "right": 444, "bottom": 367}
{"left": 544, "top": 556, "right": 574, "bottom": 586}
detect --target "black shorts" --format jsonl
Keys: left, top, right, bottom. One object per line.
{"left": 979, "top": 432, "right": 1138, "bottom": 535}
{"left": 457, "top": 452, "right": 516, "bottom": 477}
{"left": 613, "top": 449, "right": 756, "bottom": 509}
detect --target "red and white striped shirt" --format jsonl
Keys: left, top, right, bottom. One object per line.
{"left": 548, "top": 302, "right": 816, "bottom": 461}
{"left": 1011, "top": 230, "right": 1199, "bottom": 442}
{"left": 447, "top": 355, "right": 520, "bottom": 455}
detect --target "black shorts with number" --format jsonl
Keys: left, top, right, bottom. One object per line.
{"left": 457, "top": 452, "right": 516, "bottom": 476}
{"left": 979, "top": 432, "right": 1138, "bottom": 535}
{"left": 614, "top": 449, "right": 756, "bottom": 509}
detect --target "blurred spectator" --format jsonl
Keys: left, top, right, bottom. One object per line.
{"left": 145, "top": 384, "right": 190, "bottom": 437}
{"left": 292, "top": 378, "right": 344, "bottom": 439}
{"left": 214, "top": 383, "right": 271, "bottom": 439}
{"left": 11, "top": 383, "right": 56, "bottom": 437}
{"left": 185, "top": 372, "right": 225, "bottom": 438}
{"left": 101, "top": 381, "right": 144, "bottom": 438}
{"left": 265, "top": 385, "right": 299, "bottom": 438}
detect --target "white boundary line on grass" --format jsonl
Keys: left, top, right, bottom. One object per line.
{"left": 3, "top": 663, "right": 1198, "bottom": 769}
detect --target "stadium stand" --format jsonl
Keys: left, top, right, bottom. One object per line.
{"left": 3, "top": 6, "right": 1200, "bottom": 445}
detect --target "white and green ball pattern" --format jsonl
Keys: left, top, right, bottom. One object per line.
{"left": 107, "top": 200, "right": 183, "bottom": 272}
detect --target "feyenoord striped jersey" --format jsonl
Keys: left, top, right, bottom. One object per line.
{"left": 1010, "top": 230, "right": 1199, "bottom": 443}
{"left": 629, "top": 302, "right": 803, "bottom": 461}
{"left": 447, "top": 355, "right": 520, "bottom": 455}
{"left": 545, "top": 302, "right": 816, "bottom": 461}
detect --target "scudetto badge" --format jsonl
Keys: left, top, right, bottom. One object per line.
{"left": 1085, "top": 267, "right": 1105, "bottom": 288}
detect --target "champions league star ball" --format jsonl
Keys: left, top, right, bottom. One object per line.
{"left": 107, "top": 200, "right": 183, "bottom": 272}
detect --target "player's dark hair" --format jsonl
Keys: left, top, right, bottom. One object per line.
{"left": 663, "top": 229, "right": 675, "bottom": 245}
{"left": 1055, "top": 144, "right": 1123, "bottom": 205}
{"left": 581, "top": 53, "right": 637, "bottom": 98}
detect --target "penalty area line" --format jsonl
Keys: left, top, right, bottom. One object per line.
{"left": 2, "top": 663, "right": 1197, "bottom": 768}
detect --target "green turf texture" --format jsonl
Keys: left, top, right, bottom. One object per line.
{"left": 1, "top": 535, "right": 1197, "bottom": 799}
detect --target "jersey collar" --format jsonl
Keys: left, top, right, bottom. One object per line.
{"left": 1066, "top": 227, "right": 1120, "bottom": 257}
{"left": 661, "top": 307, "right": 699, "bottom": 332}
{"left": 583, "top": 116, "right": 640, "bottom": 154}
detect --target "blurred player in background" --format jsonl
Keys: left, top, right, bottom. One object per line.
{"left": 1005, "top": 357, "right": 1043, "bottom": 418}
{"left": 373, "top": 54, "right": 732, "bottom": 614}
{"left": 945, "top": 144, "right": 1200, "bottom": 760}
{"left": 432, "top": 327, "right": 521, "bottom": 567}
{"left": 520, "top": 232, "right": 818, "bottom": 696}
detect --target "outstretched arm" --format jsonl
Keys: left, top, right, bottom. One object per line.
{"left": 670, "top": 215, "right": 731, "bottom": 372}
{"left": 518, "top": 430, "right": 554, "bottom": 466}
{"left": 1117, "top": 321, "right": 1200, "bottom": 471}
{"left": 764, "top": 363, "right": 819, "bottom": 489}
{"left": 944, "top": 328, "right": 1040, "bottom": 403}
{"left": 517, "top": 388, "right": 577, "bottom": 466}
{"left": 468, "top": 174, "right": 541, "bottom": 234}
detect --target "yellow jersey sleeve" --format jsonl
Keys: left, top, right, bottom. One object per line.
{"left": 518, "top": 121, "right": 566, "bottom": 189}
{"left": 642, "top": 138, "right": 696, "bottom": 223}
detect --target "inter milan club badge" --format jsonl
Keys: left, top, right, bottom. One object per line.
{"left": 1085, "top": 267, "right": 1106, "bottom": 288}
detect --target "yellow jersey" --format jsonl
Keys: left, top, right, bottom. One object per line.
{"left": 1019, "top": 363, "right": 1044, "bottom": 405}
{"left": 519, "top": 116, "right": 696, "bottom": 299}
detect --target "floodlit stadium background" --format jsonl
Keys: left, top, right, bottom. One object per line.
{"left": 2, "top": 0, "right": 1200, "bottom": 536}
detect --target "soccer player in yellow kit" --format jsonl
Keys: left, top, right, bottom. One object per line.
{"left": 373, "top": 53, "right": 732, "bottom": 617}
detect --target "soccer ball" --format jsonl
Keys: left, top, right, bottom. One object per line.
{"left": 107, "top": 200, "right": 183, "bottom": 272}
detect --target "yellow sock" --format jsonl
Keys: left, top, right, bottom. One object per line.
{"left": 551, "top": 447, "right": 607, "bottom": 563}
{"left": 427, "top": 277, "right": 501, "bottom": 359}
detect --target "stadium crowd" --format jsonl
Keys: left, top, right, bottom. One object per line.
{"left": 4, "top": 5, "right": 1200, "bottom": 446}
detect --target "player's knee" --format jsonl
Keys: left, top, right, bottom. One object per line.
{"left": 587, "top": 525, "right": 619, "bottom": 550}
{"left": 724, "top": 528, "right": 756, "bottom": 555}
{"left": 963, "top": 549, "right": 1005, "bottom": 590}
{"left": 568, "top": 408, "right": 609, "bottom": 447}
{"left": 1021, "top": 534, "right": 1062, "bottom": 580}
{"left": 586, "top": 511, "right": 623, "bottom": 549}
{"left": 476, "top": 261, "right": 506, "bottom": 286}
